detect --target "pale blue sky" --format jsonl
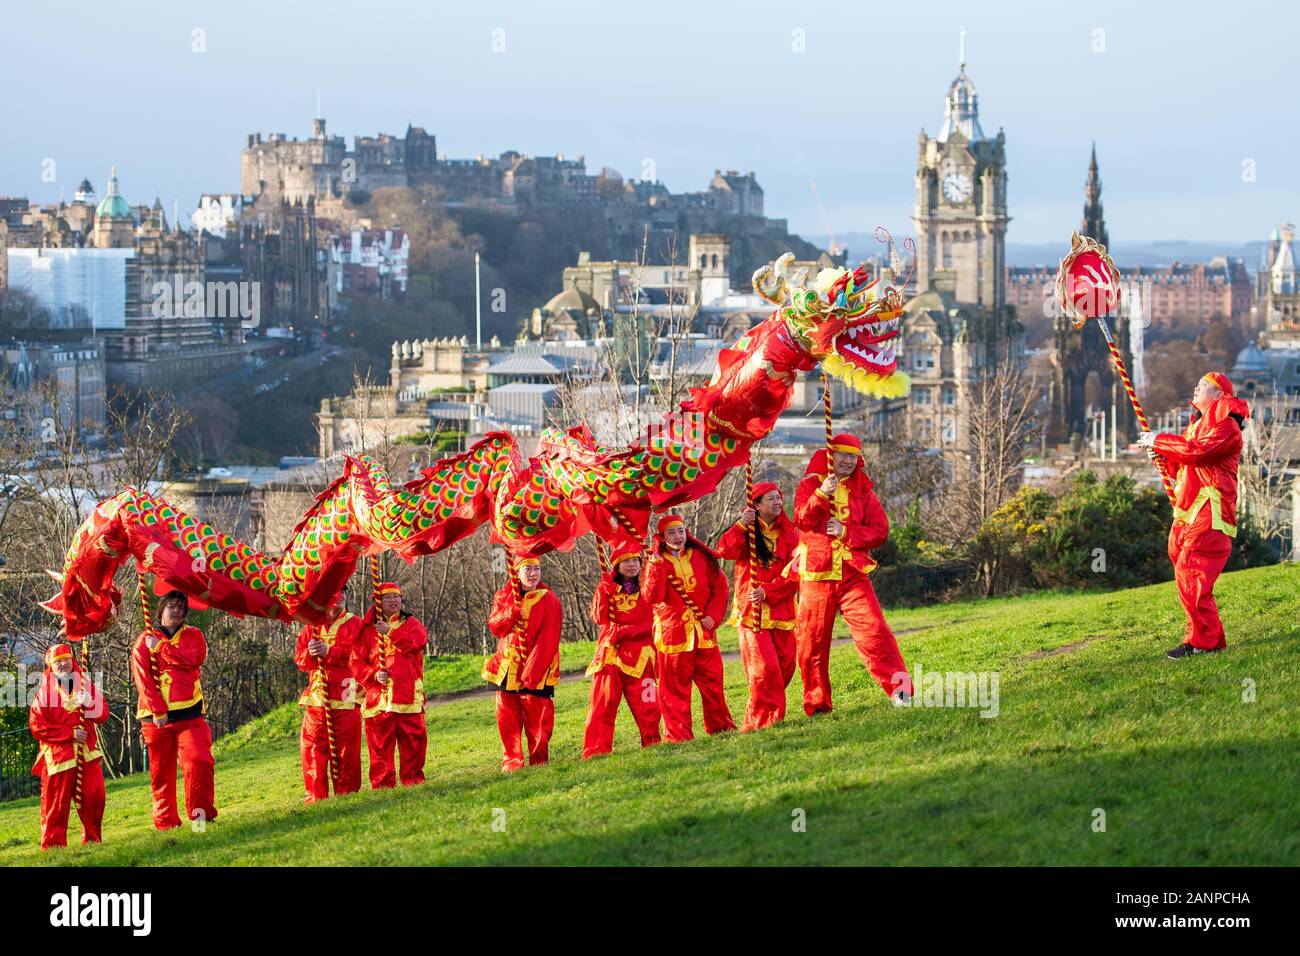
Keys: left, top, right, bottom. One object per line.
{"left": 2, "top": 0, "right": 1293, "bottom": 244}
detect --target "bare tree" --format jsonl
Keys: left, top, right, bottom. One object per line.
{"left": 932, "top": 355, "right": 1044, "bottom": 544}
{"left": 1239, "top": 391, "right": 1299, "bottom": 549}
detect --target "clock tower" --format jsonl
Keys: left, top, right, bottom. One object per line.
{"left": 912, "top": 43, "right": 1009, "bottom": 312}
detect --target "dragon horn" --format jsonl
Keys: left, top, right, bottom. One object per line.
{"left": 752, "top": 252, "right": 795, "bottom": 305}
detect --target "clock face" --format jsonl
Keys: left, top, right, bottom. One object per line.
{"left": 942, "top": 171, "right": 973, "bottom": 203}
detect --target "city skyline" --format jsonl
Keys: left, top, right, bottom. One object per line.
{"left": 2, "top": 0, "right": 1295, "bottom": 246}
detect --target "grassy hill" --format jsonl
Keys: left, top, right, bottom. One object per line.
{"left": 2, "top": 564, "right": 1296, "bottom": 866}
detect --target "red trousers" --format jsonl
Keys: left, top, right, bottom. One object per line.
{"left": 364, "top": 712, "right": 427, "bottom": 789}
{"left": 582, "top": 665, "right": 662, "bottom": 758}
{"left": 37, "top": 761, "right": 105, "bottom": 850}
{"left": 795, "top": 566, "right": 911, "bottom": 714}
{"left": 300, "top": 706, "right": 362, "bottom": 802}
{"left": 141, "top": 716, "right": 216, "bottom": 830}
{"left": 738, "top": 626, "right": 796, "bottom": 732}
{"left": 496, "top": 691, "right": 555, "bottom": 772}
{"left": 656, "top": 645, "right": 736, "bottom": 743}
{"left": 1169, "top": 513, "right": 1233, "bottom": 650}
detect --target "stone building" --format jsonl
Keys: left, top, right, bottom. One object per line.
{"left": 903, "top": 53, "right": 1021, "bottom": 450}
{"left": 327, "top": 227, "right": 409, "bottom": 303}
{"left": 912, "top": 58, "right": 1009, "bottom": 313}
{"left": 4, "top": 169, "right": 245, "bottom": 389}
{"left": 317, "top": 337, "right": 496, "bottom": 458}
{"left": 239, "top": 197, "right": 329, "bottom": 332}
{"left": 1, "top": 339, "right": 106, "bottom": 434}
{"left": 238, "top": 117, "right": 826, "bottom": 286}
{"left": 1232, "top": 223, "right": 1300, "bottom": 434}
{"left": 90, "top": 167, "right": 135, "bottom": 249}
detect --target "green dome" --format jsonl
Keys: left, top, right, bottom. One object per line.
{"left": 95, "top": 167, "right": 131, "bottom": 220}
{"left": 95, "top": 195, "right": 131, "bottom": 220}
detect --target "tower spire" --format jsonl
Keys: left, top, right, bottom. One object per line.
{"left": 959, "top": 26, "right": 966, "bottom": 72}
{"left": 1081, "top": 143, "right": 1108, "bottom": 250}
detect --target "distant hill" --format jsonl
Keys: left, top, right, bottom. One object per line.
{"left": 806, "top": 233, "right": 1272, "bottom": 272}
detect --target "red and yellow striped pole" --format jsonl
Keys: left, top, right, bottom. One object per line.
{"left": 744, "top": 459, "right": 761, "bottom": 631}
{"left": 1096, "top": 316, "right": 1177, "bottom": 506}
{"left": 370, "top": 554, "right": 391, "bottom": 680}
{"left": 370, "top": 552, "right": 382, "bottom": 619}
{"left": 138, "top": 565, "right": 162, "bottom": 703}
{"left": 822, "top": 372, "right": 833, "bottom": 454}
{"left": 314, "top": 626, "right": 338, "bottom": 792}
{"left": 71, "top": 640, "right": 86, "bottom": 809}
{"left": 1058, "top": 232, "right": 1176, "bottom": 506}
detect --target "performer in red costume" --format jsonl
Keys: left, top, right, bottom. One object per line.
{"left": 351, "top": 582, "right": 427, "bottom": 788}
{"left": 582, "top": 544, "right": 662, "bottom": 759}
{"left": 1137, "top": 371, "right": 1250, "bottom": 659}
{"left": 483, "top": 557, "right": 562, "bottom": 772}
{"left": 643, "top": 514, "right": 735, "bottom": 742}
{"left": 716, "top": 481, "right": 800, "bottom": 731}
{"left": 792, "top": 434, "right": 912, "bottom": 712}
{"left": 294, "top": 589, "right": 364, "bottom": 802}
{"left": 131, "top": 590, "right": 217, "bottom": 829}
{"left": 29, "top": 643, "right": 108, "bottom": 850}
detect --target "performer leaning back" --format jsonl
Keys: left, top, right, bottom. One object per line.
{"left": 1137, "top": 371, "right": 1249, "bottom": 660}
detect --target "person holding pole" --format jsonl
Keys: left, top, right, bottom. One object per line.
{"left": 131, "top": 590, "right": 218, "bottom": 830}
{"left": 1137, "top": 372, "right": 1249, "bottom": 659}
{"left": 581, "top": 544, "right": 662, "bottom": 758}
{"left": 792, "top": 433, "right": 912, "bottom": 712}
{"left": 642, "top": 514, "right": 735, "bottom": 742}
{"left": 352, "top": 581, "right": 428, "bottom": 788}
{"left": 294, "top": 588, "right": 364, "bottom": 802}
{"left": 29, "top": 642, "right": 107, "bottom": 850}
{"left": 715, "top": 480, "right": 800, "bottom": 732}
{"left": 483, "top": 557, "right": 562, "bottom": 771}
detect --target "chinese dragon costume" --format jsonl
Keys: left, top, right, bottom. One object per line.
{"left": 44, "top": 245, "right": 912, "bottom": 639}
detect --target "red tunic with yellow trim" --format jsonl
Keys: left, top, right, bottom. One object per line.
{"left": 351, "top": 614, "right": 427, "bottom": 717}
{"left": 29, "top": 672, "right": 108, "bottom": 776}
{"left": 792, "top": 451, "right": 889, "bottom": 581}
{"left": 586, "top": 575, "right": 655, "bottom": 678}
{"left": 131, "top": 625, "right": 207, "bottom": 720}
{"left": 716, "top": 514, "right": 800, "bottom": 629}
{"left": 641, "top": 541, "right": 729, "bottom": 653}
{"left": 483, "top": 585, "right": 562, "bottom": 693}
{"left": 1153, "top": 394, "right": 1248, "bottom": 538}
{"left": 294, "top": 611, "right": 363, "bottom": 709}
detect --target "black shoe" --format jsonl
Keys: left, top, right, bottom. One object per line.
{"left": 1166, "top": 642, "right": 1222, "bottom": 660}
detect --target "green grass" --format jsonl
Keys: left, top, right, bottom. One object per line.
{"left": 2, "top": 564, "right": 1296, "bottom": 866}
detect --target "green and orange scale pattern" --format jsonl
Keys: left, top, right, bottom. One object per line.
{"left": 275, "top": 443, "right": 513, "bottom": 603}
{"left": 493, "top": 425, "right": 742, "bottom": 542}
{"left": 120, "top": 489, "right": 276, "bottom": 592}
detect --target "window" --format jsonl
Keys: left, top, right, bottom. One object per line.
{"left": 914, "top": 388, "right": 932, "bottom": 405}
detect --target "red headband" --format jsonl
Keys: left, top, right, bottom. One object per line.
{"left": 829, "top": 433, "right": 861, "bottom": 454}
{"left": 1202, "top": 372, "right": 1234, "bottom": 397}
{"left": 46, "top": 643, "right": 74, "bottom": 666}
{"left": 609, "top": 543, "right": 642, "bottom": 567}
{"left": 750, "top": 481, "right": 780, "bottom": 505}
{"left": 658, "top": 515, "right": 685, "bottom": 532}
{"left": 378, "top": 581, "right": 401, "bottom": 596}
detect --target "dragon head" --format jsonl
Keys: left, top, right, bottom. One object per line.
{"left": 753, "top": 250, "right": 911, "bottom": 399}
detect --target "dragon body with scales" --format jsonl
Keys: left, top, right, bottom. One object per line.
{"left": 45, "top": 248, "right": 912, "bottom": 639}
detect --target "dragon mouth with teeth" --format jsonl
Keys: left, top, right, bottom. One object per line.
{"left": 752, "top": 250, "right": 912, "bottom": 400}
{"left": 826, "top": 310, "right": 901, "bottom": 375}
